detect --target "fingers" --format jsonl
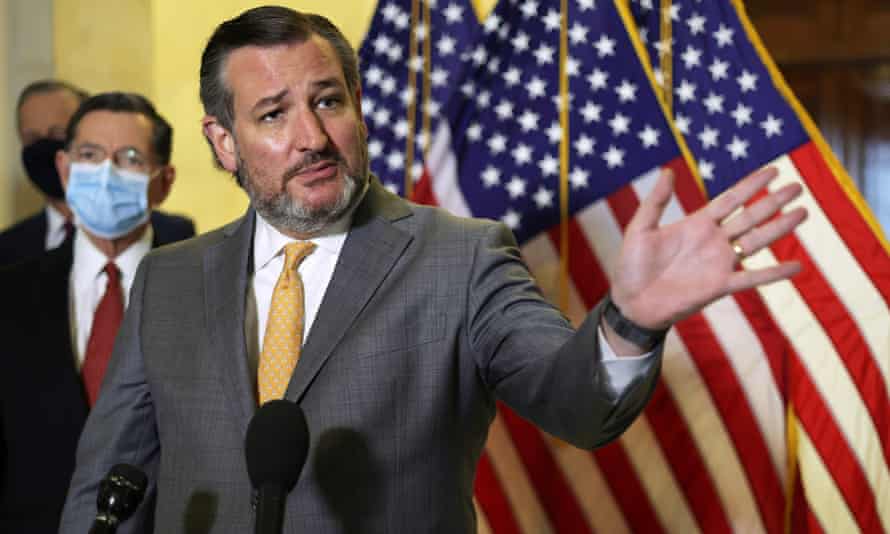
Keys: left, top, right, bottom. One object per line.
{"left": 727, "top": 261, "right": 802, "bottom": 294}
{"left": 734, "top": 206, "right": 807, "bottom": 259}
{"left": 722, "top": 182, "right": 804, "bottom": 240}
{"left": 626, "top": 168, "right": 674, "bottom": 234}
{"left": 705, "top": 166, "right": 779, "bottom": 221}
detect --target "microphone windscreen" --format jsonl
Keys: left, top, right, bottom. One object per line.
{"left": 245, "top": 400, "right": 310, "bottom": 491}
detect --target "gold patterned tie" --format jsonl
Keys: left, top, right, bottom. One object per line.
{"left": 258, "top": 241, "right": 316, "bottom": 405}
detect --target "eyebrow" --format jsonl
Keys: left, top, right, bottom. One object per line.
{"left": 251, "top": 89, "right": 289, "bottom": 114}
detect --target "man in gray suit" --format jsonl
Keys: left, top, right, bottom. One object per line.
{"left": 60, "top": 6, "right": 807, "bottom": 533}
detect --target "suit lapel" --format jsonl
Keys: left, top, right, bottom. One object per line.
{"left": 203, "top": 212, "right": 256, "bottom": 434}
{"left": 287, "top": 180, "right": 413, "bottom": 402}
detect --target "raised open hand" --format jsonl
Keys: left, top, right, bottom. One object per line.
{"left": 609, "top": 166, "right": 808, "bottom": 332}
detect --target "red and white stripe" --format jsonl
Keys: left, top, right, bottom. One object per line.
{"left": 413, "top": 117, "right": 890, "bottom": 533}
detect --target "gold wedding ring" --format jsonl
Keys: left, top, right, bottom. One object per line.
{"left": 732, "top": 240, "right": 746, "bottom": 262}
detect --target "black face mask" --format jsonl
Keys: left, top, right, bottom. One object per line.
{"left": 21, "top": 138, "right": 66, "bottom": 199}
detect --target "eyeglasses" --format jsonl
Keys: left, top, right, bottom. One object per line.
{"left": 70, "top": 144, "right": 151, "bottom": 173}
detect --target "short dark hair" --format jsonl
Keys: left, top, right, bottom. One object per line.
{"left": 16, "top": 79, "right": 89, "bottom": 129}
{"left": 66, "top": 92, "right": 174, "bottom": 165}
{"left": 199, "top": 5, "right": 360, "bottom": 132}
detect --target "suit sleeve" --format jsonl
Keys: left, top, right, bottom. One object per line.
{"left": 59, "top": 256, "right": 159, "bottom": 533}
{"left": 466, "top": 221, "right": 663, "bottom": 449}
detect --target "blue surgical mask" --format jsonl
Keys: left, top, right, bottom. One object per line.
{"left": 66, "top": 160, "right": 151, "bottom": 239}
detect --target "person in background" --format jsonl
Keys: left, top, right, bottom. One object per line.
{"left": 0, "top": 79, "right": 195, "bottom": 266}
{"left": 0, "top": 92, "right": 196, "bottom": 533}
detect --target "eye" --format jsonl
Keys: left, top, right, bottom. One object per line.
{"left": 317, "top": 96, "right": 342, "bottom": 110}
{"left": 260, "top": 109, "right": 284, "bottom": 122}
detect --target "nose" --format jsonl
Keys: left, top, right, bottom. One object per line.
{"left": 293, "top": 107, "right": 329, "bottom": 153}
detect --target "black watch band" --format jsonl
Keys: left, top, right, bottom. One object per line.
{"left": 602, "top": 294, "right": 667, "bottom": 348}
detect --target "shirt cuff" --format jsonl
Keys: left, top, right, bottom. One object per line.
{"left": 598, "top": 325, "right": 657, "bottom": 393}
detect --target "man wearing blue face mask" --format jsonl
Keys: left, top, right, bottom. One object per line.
{"left": 0, "top": 92, "right": 195, "bottom": 533}
{"left": 0, "top": 80, "right": 196, "bottom": 267}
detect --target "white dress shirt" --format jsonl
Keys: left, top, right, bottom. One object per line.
{"left": 69, "top": 226, "right": 153, "bottom": 367}
{"left": 45, "top": 203, "right": 69, "bottom": 251}
{"left": 247, "top": 208, "right": 654, "bottom": 394}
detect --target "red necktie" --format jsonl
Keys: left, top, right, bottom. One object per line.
{"left": 81, "top": 263, "right": 124, "bottom": 406}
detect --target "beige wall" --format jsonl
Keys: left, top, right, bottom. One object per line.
{"left": 45, "top": 0, "right": 496, "bottom": 233}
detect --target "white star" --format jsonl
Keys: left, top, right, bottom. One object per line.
{"left": 543, "top": 9, "right": 561, "bottom": 32}
{"left": 594, "top": 34, "right": 617, "bottom": 57}
{"left": 502, "top": 209, "right": 521, "bottom": 230}
{"left": 538, "top": 155, "right": 559, "bottom": 176}
{"left": 566, "top": 56, "right": 581, "bottom": 77}
{"left": 687, "top": 12, "right": 706, "bottom": 35}
{"left": 466, "top": 122, "right": 483, "bottom": 141}
{"left": 738, "top": 70, "right": 759, "bottom": 92}
{"left": 569, "top": 23, "right": 589, "bottom": 44}
{"left": 414, "top": 23, "right": 428, "bottom": 42}
{"left": 576, "top": 0, "right": 595, "bottom": 11}
{"left": 386, "top": 44, "right": 404, "bottom": 63}
{"left": 546, "top": 122, "right": 563, "bottom": 144}
{"left": 511, "top": 143, "right": 534, "bottom": 165}
{"left": 580, "top": 101, "right": 602, "bottom": 122}
{"left": 668, "top": 3, "right": 681, "bottom": 21}
{"left": 365, "top": 65, "right": 383, "bottom": 86}
{"left": 609, "top": 112, "right": 631, "bottom": 135}
{"left": 520, "top": 0, "right": 539, "bottom": 18}
{"left": 533, "top": 44, "right": 556, "bottom": 65}
{"left": 368, "top": 139, "right": 383, "bottom": 159}
{"left": 512, "top": 31, "right": 531, "bottom": 52}
{"left": 761, "top": 113, "right": 784, "bottom": 138}
{"left": 470, "top": 45, "right": 487, "bottom": 66}
{"left": 444, "top": 3, "right": 464, "bottom": 24}
{"left": 488, "top": 133, "right": 507, "bottom": 154}
{"left": 386, "top": 150, "right": 404, "bottom": 171}
{"left": 552, "top": 92, "right": 574, "bottom": 112}
{"left": 498, "top": 23, "right": 510, "bottom": 40}
{"left": 477, "top": 90, "right": 491, "bottom": 109}
{"left": 481, "top": 166, "right": 501, "bottom": 188}
{"left": 654, "top": 37, "right": 674, "bottom": 55}
{"left": 675, "top": 79, "right": 697, "bottom": 103}
{"left": 726, "top": 135, "right": 749, "bottom": 160}
{"left": 372, "top": 108, "right": 391, "bottom": 127}
{"left": 484, "top": 13, "right": 501, "bottom": 33}
{"left": 570, "top": 167, "right": 590, "bottom": 189}
{"left": 461, "top": 81, "right": 475, "bottom": 97}
{"left": 431, "top": 68, "right": 448, "bottom": 87}
{"left": 731, "top": 103, "right": 753, "bottom": 126}
{"left": 533, "top": 186, "right": 555, "bottom": 208}
{"left": 517, "top": 109, "right": 540, "bottom": 132}
{"left": 653, "top": 68, "right": 664, "bottom": 87}
{"left": 495, "top": 99, "right": 514, "bottom": 120}
{"left": 393, "top": 118, "right": 409, "bottom": 139}
{"left": 714, "top": 23, "right": 735, "bottom": 47}
{"left": 408, "top": 54, "right": 424, "bottom": 73}
{"left": 709, "top": 58, "right": 730, "bottom": 81}
{"left": 699, "top": 159, "right": 715, "bottom": 180}
{"left": 574, "top": 134, "right": 596, "bottom": 156}
{"left": 703, "top": 92, "right": 725, "bottom": 114}
{"left": 639, "top": 0, "right": 653, "bottom": 10}
{"left": 487, "top": 57, "right": 501, "bottom": 75}
{"left": 587, "top": 68, "right": 609, "bottom": 91}
{"left": 639, "top": 27, "right": 649, "bottom": 44}
{"left": 681, "top": 45, "right": 703, "bottom": 69}
{"left": 698, "top": 126, "right": 719, "bottom": 149}
{"left": 603, "top": 145, "right": 625, "bottom": 168}
{"left": 527, "top": 76, "right": 547, "bottom": 99}
{"left": 381, "top": 3, "right": 400, "bottom": 22}
{"left": 505, "top": 176, "right": 527, "bottom": 199}
{"left": 372, "top": 35, "right": 391, "bottom": 55}
{"left": 503, "top": 67, "right": 522, "bottom": 86}
{"left": 437, "top": 35, "right": 456, "bottom": 56}
{"left": 675, "top": 113, "right": 691, "bottom": 134}
{"left": 394, "top": 12, "right": 410, "bottom": 30}
{"left": 638, "top": 125, "right": 660, "bottom": 148}
{"left": 615, "top": 80, "right": 638, "bottom": 102}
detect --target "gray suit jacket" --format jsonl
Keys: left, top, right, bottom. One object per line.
{"left": 60, "top": 180, "right": 662, "bottom": 533}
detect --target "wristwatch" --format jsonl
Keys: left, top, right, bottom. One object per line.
{"left": 602, "top": 293, "right": 668, "bottom": 349}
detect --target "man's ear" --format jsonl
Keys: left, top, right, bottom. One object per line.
{"left": 55, "top": 148, "right": 71, "bottom": 190}
{"left": 148, "top": 165, "right": 175, "bottom": 207}
{"left": 202, "top": 115, "right": 237, "bottom": 172}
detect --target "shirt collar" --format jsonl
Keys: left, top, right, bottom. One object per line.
{"left": 252, "top": 182, "right": 367, "bottom": 272}
{"left": 45, "top": 203, "right": 67, "bottom": 234}
{"left": 72, "top": 224, "right": 154, "bottom": 286}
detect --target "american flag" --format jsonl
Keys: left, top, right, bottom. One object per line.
{"left": 359, "top": 0, "right": 890, "bottom": 532}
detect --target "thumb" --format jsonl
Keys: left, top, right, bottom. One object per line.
{"left": 626, "top": 168, "right": 674, "bottom": 234}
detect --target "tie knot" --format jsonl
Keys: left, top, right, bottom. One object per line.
{"left": 283, "top": 241, "right": 316, "bottom": 271}
{"left": 103, "top": 262, "right": 120, "bottom": 283}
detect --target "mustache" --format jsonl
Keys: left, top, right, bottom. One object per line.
{"left": 283, "top": 149, "right": 344, "bottom": 181}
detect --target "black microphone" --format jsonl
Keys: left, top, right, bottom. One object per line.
{"left": 89, "top": 463, "right": 148, "bottom": 534}
{"left": 245, "top": 399, "right": 310, "bottom": 534}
